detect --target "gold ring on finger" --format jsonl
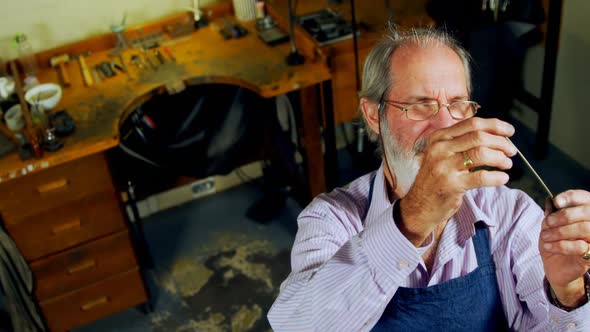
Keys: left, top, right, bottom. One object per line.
{"left": 462, "top": 152, "right": 474, "bottom": 168}
{"left": 582, "top": 244, "right": 590, "bottom": 261}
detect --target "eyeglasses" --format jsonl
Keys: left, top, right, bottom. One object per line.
{"left": 380, "top": 100, "right": 481, "bottom": 121}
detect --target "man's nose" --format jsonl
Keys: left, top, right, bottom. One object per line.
{"left": 430, "top": 104, "right": 456, "bottom": 130}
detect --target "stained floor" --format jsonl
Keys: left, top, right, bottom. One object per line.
{"left": 74, "top": 180, "right": 299, "bottom": 332}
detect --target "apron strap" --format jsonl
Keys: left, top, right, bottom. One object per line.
{"left": 472, "top": 221, "right": 493, "bottom": 267}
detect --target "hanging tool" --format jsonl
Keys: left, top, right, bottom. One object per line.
{"left": 130, "top": 55, "right": 143, "bottom": 69}
{"left": 74, "top": 52, "right": 93, "bottom": 87}
{"left": 141, "top": 49, "right": 158, "bottom": 70}
{"left": 130, "top": 54, "right": 149, "bottom": 71}
{"left": 109, "top": 53, "right": 128, "bottom": 72}
{"left": 49, "top": 54, "right": 71, "bottom": 87}
{"left": 162, "top": 46, "right": 176, "bottom": 62}
{"left": 154, "top": 50, "right": 166, "bottom": 65}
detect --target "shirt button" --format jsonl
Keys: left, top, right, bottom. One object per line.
{"left": 551, "top": 315, "right": 559, "bottom": 323}
{"left": 566, "top": 323, "right": 576, "bottom": 330}
{"left": 398, "top": 260, "right": 409, "bottom": 269}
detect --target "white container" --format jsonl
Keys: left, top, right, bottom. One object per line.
{"left": 24, "top": 83, "right": 62, "bottom": 111}
{"left": 232, "top": 0, "right": 257, "bottom": 21}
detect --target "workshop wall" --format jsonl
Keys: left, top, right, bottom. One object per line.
{"left": 0, "top": 0, "right": 222, "bottom": 60}
{"left": 513, "top": 0, "right": 590, "bottom": 169}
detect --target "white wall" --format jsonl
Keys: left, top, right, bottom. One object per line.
{"left": 0, "top": 0, "right": 221, "bottom": 60}
{"left": 513, "top": 0, "right": 590, "bottom": 169}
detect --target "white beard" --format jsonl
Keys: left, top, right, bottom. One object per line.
{"left": 381, "top": 125, "right": 426, "bottom": 195}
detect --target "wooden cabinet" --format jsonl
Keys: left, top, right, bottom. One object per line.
{"left": 0, "top": 152, "right": 147, "bottom": 331}
{"left": 39, "top": 268, "right": 146, "bottom": 332}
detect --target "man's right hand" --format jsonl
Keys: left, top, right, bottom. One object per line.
{"left": 397, "top": 117, "right": 517, "bottom": 246}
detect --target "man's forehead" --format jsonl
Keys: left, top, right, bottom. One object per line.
{"left": 388, "top": 43, "right": 467, "bottom": 97}
{"left": 390, "top": 42, "right": 462, "bottom": 70}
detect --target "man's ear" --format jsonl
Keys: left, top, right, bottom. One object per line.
{"left": 360, "top": 97, "right": 380, "bottom": 135}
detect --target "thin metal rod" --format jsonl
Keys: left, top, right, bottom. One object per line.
{"left": 288, "top": 0, "right": 297, "bottom": 53}
{"left": 506, "top": 137, "right": 553, "bottom": 198}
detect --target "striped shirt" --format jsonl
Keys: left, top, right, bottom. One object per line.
{"left": 268, "top": 164, "right": 590, "bottom": 331}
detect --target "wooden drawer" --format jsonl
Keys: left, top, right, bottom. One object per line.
{"left": 0, "top": 153, "right": 114, "bottom": 222}
{"left": 6, "top": 191, "right": 126, "bottom": 261}
{"left": 40, "top": 268, "right": 146, "bottom": 332}
{"left": 31, "top": 231, "right": 138, "bottom": 301}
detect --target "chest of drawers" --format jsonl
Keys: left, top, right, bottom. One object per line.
{"left": 0, "top": 152, "right": 147, "bottom": 331}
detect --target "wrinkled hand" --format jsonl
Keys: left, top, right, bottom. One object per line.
{"left": 398, "top": 117, "right": 516, "bottom": 245}
{"left": 540, "top": 190, "right": 590, "bottom": 307}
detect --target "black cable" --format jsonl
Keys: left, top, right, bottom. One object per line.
{"left": 350, "top": 0, "right": 361, "bottom": 93}
{"left": 384, "top": 0, "right": 393, "bottom": 22}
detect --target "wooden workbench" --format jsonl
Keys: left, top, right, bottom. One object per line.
{"left": 0, "top": 1, "right": 331, "bottom": 197}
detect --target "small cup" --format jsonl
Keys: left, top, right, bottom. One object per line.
{"left": 4, "top": 104, "right": 24, "bottom": 132}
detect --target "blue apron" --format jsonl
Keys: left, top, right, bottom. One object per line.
{"left": 367, "top": 176, "right": 509, "bottom": 331}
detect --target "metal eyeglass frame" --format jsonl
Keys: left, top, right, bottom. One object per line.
{"left": 378, "top": 93, "right": 481, "bottom": 121}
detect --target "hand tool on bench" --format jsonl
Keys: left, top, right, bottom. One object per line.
{"left": 73, "top": 52, "right": 93, "bottom": 87}
{"left": 49, "top": 54, "right": 71, "bottom": 87}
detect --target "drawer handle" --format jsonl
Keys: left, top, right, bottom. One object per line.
{"left": 51, "top": 218, "right": 81, "bottom": 235}
{"left": 37, "top": 178, "right": 69, "bottom": 195}
{"left": 80, "top": 296, "right": 109, "bottom": 311}
{"left": 67, "top": 259, "right": 96, "bottom": 274}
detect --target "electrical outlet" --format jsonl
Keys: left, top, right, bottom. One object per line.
{"left": 192, "top": 177, "right": 215, "bottom": 197}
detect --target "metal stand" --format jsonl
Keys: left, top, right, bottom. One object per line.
{"left": 286, "top": 0, "right": 304, "bottom": 66}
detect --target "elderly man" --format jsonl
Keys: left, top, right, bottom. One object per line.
{"left": 268, "top": 26, "right": 590, "bottom": 331}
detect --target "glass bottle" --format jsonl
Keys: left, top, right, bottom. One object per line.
{"left": 13, "top": 33, "right": 39, "bottom": 90}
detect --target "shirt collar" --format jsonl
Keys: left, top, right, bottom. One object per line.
{"left": 364, "top": 163, "right": 394, "bottom": 225}
{"left": 453, "top": 189, "right": 496, "bottom": 243}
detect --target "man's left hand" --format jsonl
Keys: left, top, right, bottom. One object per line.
{"left": 540, "top": 189, "right": 590, "bottom": 307}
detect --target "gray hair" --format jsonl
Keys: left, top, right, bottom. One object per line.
{"left": 359, "top": 24, "right": 472, "bottom": 142}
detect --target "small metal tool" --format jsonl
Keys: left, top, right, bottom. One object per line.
{"left": 112, "top": 61, "right": 126, "bottom": 73}
{"left": 154, "top": 50, "right": 166, "bottom": 65}
{"left": 506, "top": 137, "right": 553, "bottom": 199}
{"left": 221, "top": 18, "right": 241, "bottom": 38}
{"left": 99, "top": 62, "right": 116, "bottom": 77}
{"left": 109, "top": 53, "right": 128, "bottom": 74}
{"left": 213, "top": 21, "right": 233, "bottom": 39}
{"left": 130, "top": 55, "right": 146, "bottom": 69}
{"left": 141, "top": 49, "right": 158, "bottom": 70}
{"left": 162, "top": 46, "right": 176, "bottom": 63}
